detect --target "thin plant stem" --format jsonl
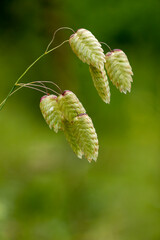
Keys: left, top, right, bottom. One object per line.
{"left": 0, "top": 39, "right": 69, "bottom": 111}
{"left": 8, "top": 83, "right": 47, "bottom": 98}
{"left": 38, "top": 81, "right": 48, "bottom": 94}
{"left": 3, "top": 80, "right": 60, "bottom": 103}
{"left": 100, "top": 41, "right": 112, "bottom": 52}
{"left": 45, "top": 27, "right": 75, "bottom": 53}
{"left": 18, "top": 82, "right": 60, "bottom": 95}
{"left": 17, "top": 85, "right": 48, "bottom": 95}
{"left": 36, "top": 81, "right": 62, "bottom": 93}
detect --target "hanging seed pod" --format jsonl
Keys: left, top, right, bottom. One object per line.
{"left": 69, "top": 28, "right": 105, "bottom": 71}
{"left": 89, "top": 65, "right": 111, "bottom": 103}
{"left": 40, "top": 95, "right": 63, "bottom": 133}
{"left": 74, "top": 113, "right": 99, "bottom": 162}
{"left": 57, "top": 90, "right": 86, "bottom": 122}
{"left": 62, "top": 120, "right": 83, "bottom": 159}
{"left": 105, "top": 49, "right": 133, "bottom": 94}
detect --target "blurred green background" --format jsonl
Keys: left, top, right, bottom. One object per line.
{"left": 0, "top": 0, "right": 160, "bottom": 239}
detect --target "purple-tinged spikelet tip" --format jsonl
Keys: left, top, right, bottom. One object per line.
{"left": 62, "top": 90, "right": 71, "bottom": 96}
{"left": 69, "top": 34, "right": 75, "bottom": 39}
{"left": 40, "top": 95, "right": 57, "bottom": 102}
{"left": 50, "top": 95, "right": 57, "bottom": 99}
{"left": 113, "top": 49, "right": 121, "bottom": 52}
{"left": 106, "top": 52, "right": 112, "bottom": 57}
{"left": 40, "top": 95, "right": 48, "bottom": 102}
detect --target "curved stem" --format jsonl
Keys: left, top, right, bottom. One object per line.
{"left": 38, "top": 80, "right": 62, "bottom": 93}
{"left": 38, "top": 81, "right": 48, "bottom": 94}
{"left": 3, "top": 82, "right": 42, "bottom": 99}
{"left": 45, "top": 27, "right": 75, "bottom": 53}
{"left": 0, "top": 39, "right": 69, "bottom": 111}
{"left": 1, "top": 80, "right": 61, "bottom": 105}
{"left": 17, "top": 84, "right": 48, "bottom": 95}
{"left": 18, "top": 82, "right": 60, "bottom": 95}
{"left": 100, "top": 41, "right": 112, "bottom": 52}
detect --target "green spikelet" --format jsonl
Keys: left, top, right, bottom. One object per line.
{"left": 74, "top": 114, "right": 99, "bottom": 162}
{"left": 57, "top": 90, "right": 86, "bottom": 122}
{"left": 40, "top": 92, "right": 99, "bottom": 162}
{"left": 62, "top": 120, "right": 83, "bottom": 159}
{"left": 89, "top": 65, "right": 111, "bottom": 103}
{"left": 40, "top": 95, "right": 63, "bottom": 133}
{"left": 69, "top": 28, "right": 105, "bottom": 71}
{"left": 105, "top": 49, "right": 133, "bottom": 94}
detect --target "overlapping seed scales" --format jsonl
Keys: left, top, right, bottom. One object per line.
{"left": 62, "top": 120, "right": 83, "bottom": 159}
{"left": 74, "top": 114, "right": 99, "bottom": 162}
{"left": 40, "top": 92, "right": 99, "bottom": 162}
{"left": 57, "top": 90, "right": 86, "bottom": 122}
{"left": 89, "top": 65, "right": 111, "bottom": 103}
{"left": 105, "top": 49, "right": 133, "bottom": 94}
{"left": 40, "top": 95, "right": 63, "bottom": 133}
{"left": 69, "top": 28, "right": 105, "bottom": 71}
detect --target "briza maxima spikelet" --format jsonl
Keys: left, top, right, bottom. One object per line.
{"left": 57, "top": 90, "right": 86, "bottom": 122}
{"left": 89, "top": 65, "right": 111, "bottom": 103}
{"left": 62, "top": 120, "right": 83, "bottom": 159}
{"left": 74, "top": 113, "right": 99, "bottom": 162}
{"left": 40, "top": 95, "right": 62, "bottom": 133}
{"left": 40, "top": 91, "right": 99, "bottom": 162}
{"left": 105, "top": 49, "right": 133, "bottom": 94}
{"left": 69, "top": 28, "right": 105, "bottom": 71}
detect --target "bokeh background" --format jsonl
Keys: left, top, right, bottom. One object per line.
{"left": 0, "top": 0, "right": 160, "bottom": 239}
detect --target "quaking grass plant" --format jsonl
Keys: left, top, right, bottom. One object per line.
{"left": 0, "top": 27, "right": 133, "bottom": 162}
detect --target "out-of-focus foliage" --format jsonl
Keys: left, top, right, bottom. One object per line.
{"left": 0, "top": 0, "right": 160, "bottom": 239}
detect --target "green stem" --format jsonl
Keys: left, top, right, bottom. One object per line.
{"left": 0, "top": 39, "right": 69, "bottom": 111}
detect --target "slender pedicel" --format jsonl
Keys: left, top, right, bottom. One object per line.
{"left": 100, "top": 42, "right": 112, "bottom": 52}
{"left": 0, "top": 39, "right": 69, "bottom": 111}
{"left": 45, "top": 27, "right": 75, "bottom": 53}
{"left": 36, "top": 81, "right": 62, "bottom": 93}
{"left": 38, "top": 81, "right": 49, "bottom": 94}
{"left": 17, "top": 84, "right": 48, "bottom": 95}
{"left": 18, "top": 82, "right": 60, "bottom": 95}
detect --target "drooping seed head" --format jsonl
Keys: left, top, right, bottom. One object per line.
{"left": 57, "top": 90, "right": 86, "bottom": 122}
{"left": 105, "top": 49, "right": 133, "bottom": 94}
{"left": 89, "top": 65, "right": 111, "bottom": 104}
{"left": 73, "top": 114, "right": 99, "bottom": 162}
{"left": 62, "top": 120, "right": 83, "bottom": 159}
{"left": 69, "top": 28, "right": 105, "bottom": 71}
{"left": 40, "top": 95, "right": 63, "bottom": 133}
{"left": 40, "top": 91, "right": 99, "bottom": 162}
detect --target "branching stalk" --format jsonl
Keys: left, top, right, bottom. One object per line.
{"left": 0, "top": 39, "right": 69, "bottom": 111}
